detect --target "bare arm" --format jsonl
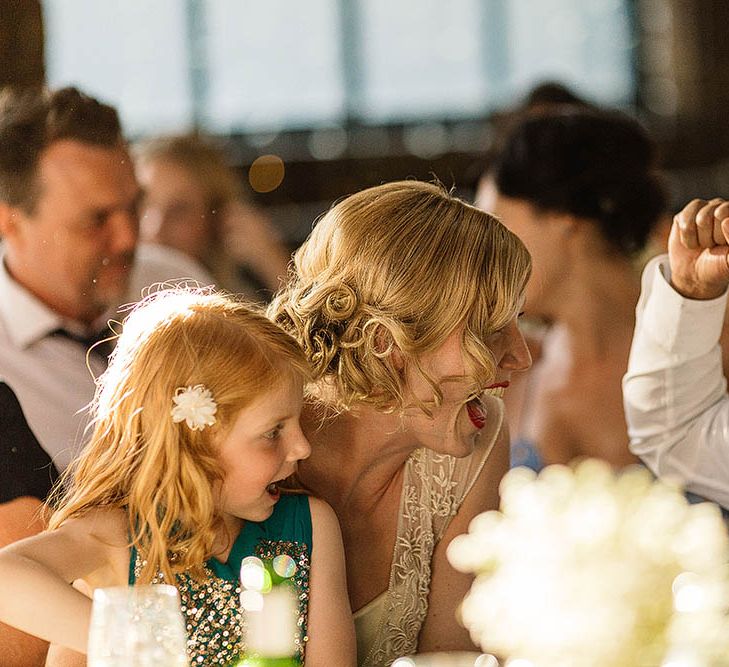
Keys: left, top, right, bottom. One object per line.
{"left": 305, "top": 496, "right": 356, "bottom": 667}
{"left": 0, "top": 497, "right": 47, "bottom": 546}
{"left": 0, "top": 626, "right": 48, "bottom": 667}
{"left": 537, "top": 404, "right": 578, "bottom": 467}
{"left": 45, "top": 645, "right": 86, "bottom": 667}
{"left": 538, "top": 388, "right": 639, "bottom": 468}
{"left": 222, "top": 201, "right": 291, "bottom": 292}
{"left": 45, "top": 581, "right": 94, "bottom": 667}
{"left": 0, "top": 509, "right": 125, "bottom": 653}
{"left": 0, "top": 497, "right": 51, "bottom": 666}
{"left": 417, "top": 424, "right": 510, "bottom": 653}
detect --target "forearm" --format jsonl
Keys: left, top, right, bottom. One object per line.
{"left": 624, "top": 256, "right": 729, "bottom": 506}
{"left": 224, "top": 202, "right": 291, "bottom": 291}
{"left": 0, "top": 497, "right": 47, "bottom": 547}
{"left": 243, "top": 242, "right": 290, "bottom": 291}
{"left": 45, "top": 643, "right": 87, "bottom": 667}
{"left": 0, "top": 622, "right": 49, "bottom": 667}
{"left": 0, "top": 553, "right": 90, "bottom": 653}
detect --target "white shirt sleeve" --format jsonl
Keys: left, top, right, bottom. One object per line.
{"left": 623, "top": 254, "right": 729, "bottom": 507}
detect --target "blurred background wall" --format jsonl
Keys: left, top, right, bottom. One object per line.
{"left": 1, "top": 0, "right": 728, "bottom": 247}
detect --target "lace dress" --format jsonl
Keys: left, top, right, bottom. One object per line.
{"left": 354, "top": 398, "right": 504, "bottom": 667}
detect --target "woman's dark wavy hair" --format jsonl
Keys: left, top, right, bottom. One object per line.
{"left": 491, "top": 107, "right": 667, "bottom": 256}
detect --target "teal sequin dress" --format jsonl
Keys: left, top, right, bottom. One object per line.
{"left": 129, "top": 493, "right": 312, "bottom": 666}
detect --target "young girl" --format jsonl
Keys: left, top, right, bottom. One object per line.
{"left": 0, "top": 288, "right": 356, "bottom": 666}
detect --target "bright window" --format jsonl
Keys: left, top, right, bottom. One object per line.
{"left": 42, "top": 0, "right": 635, "bottom": 137}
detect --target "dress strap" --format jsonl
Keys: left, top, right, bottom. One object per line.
{"left": 128, "top": 544, "right": 138, "bottom": 584}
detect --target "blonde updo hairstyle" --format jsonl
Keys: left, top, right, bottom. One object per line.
{"left": 49, "top": 288, "right": 310, "bottom": 584}
{"left": 269, "top": 180, "right": 531, "bottom": 414}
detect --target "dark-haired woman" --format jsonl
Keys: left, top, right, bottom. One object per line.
{"left": 477, "top": 107, "right": 667, "bottom": 469}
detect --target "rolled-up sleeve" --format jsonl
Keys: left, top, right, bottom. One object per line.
{"left": 623, "top": 254, "right": 729, "bottom": 508}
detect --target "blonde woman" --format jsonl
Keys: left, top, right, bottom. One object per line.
{"left": 0, "top": 289, "right": 356, "bottom": 666}
{"left": 134, "top": 134, "right": 290, "bottom": 299}
{"left": 269, "top": 181, "right": 532, "bottom": 666}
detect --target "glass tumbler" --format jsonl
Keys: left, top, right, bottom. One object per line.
{"left": 87, "top": 584, "right": 188, "bottom": 667}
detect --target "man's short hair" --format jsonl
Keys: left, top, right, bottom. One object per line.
{"left": 0, "top": 86, "right": 123, "bottom": 212}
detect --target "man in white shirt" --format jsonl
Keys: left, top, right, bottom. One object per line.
{"left": 624, "top": 197, "right": 729, "bottom": 509}
{"left": 0, "top": 87, "right": 210, "bottom": 665}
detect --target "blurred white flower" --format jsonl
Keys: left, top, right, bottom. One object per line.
{"left": 447, "top": 460, "right": 729, "bottom": 667}
{"left": 171, "top": 384, "right": 217, "bottom": 431}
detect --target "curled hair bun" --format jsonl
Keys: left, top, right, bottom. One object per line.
{"left": 323, "top": 282, "right": 359, "bottom": 321}
{"left": 594, "top": 172, "right": 666, "bottom": 255}
{"left": 310, "top": 282, "right": 365, "bottom": 376}
{"left": 271, "top": 281, "right": 361, "bottom": 381}
{"left": 307, "top": 327, "right": 336, "bottom": 375}
{"left": 271, "top": 277, "right": 400, "bottom": 409}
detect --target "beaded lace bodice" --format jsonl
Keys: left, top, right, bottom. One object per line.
{"left": 358, "top": 398, "right": 503, "bottom": 667}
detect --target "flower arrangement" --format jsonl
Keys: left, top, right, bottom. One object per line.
{"left": 447, "top": 460, "right": 729, "bottom": 667}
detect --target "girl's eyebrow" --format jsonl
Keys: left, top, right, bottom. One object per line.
{"left": 262, "top": 412, "right": 296, "bottom": 428}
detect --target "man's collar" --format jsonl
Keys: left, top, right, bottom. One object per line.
{"left": 0, "top": 255, "right": 68, "bottom": 348}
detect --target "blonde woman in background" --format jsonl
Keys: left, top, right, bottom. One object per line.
{"left": 134, "top": 134, "right": 291, "bottom": 299}
{"left": 269, "top": 180, "right": 532, "bottom": 666}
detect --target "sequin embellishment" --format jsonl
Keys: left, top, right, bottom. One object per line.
{"left": 133, "top": 539, "right": 310, "bottom": 666}
{"left": 255, "top": 540, "right": 311, "bottom": 657}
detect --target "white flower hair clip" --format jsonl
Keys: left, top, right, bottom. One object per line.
{"left": 171, "top": 384, "right": 217, "bottom": 431}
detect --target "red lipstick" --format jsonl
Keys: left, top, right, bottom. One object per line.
{"left": 485, "top": 382, "right": 510, "bottom": 389}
